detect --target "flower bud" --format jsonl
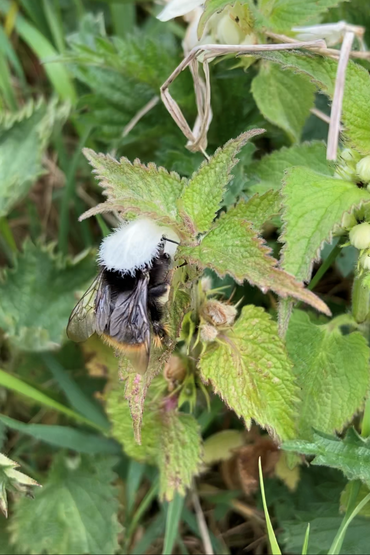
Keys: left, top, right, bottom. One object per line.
{"left": 359, "top": 252, "right": 370, "bottom": 270}
{"left": 341, "top": 212, "right": 357, "bottom": 230}
{"left": 201, "top": 299, "right": 237, "bottom": 326}
{"left": 356, "top": 155, "right": 370, "bottom": 184}
{"left": 216, "top": 13, "right": 243, "bottom": 44}
{"left": 200, "top": 323, "right": 218, "bottom": 342}
{"left": 349, "top": 222, "right": 370, "bottom": 250}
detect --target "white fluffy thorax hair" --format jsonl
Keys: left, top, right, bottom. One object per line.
{"left": 98, "top": 218, "right": 179, "bottom": 274}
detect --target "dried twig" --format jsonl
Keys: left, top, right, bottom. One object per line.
{"left": 192, "top": 489, "right": 214, "bottom": 555}
{"left": 327, "top": 31, "right": 355, "bottom": 161}
{"left": 161, "top": 39, "right": 326, "bottom": 152}
{"left": 122, "top": 95, "right": 160, "bottom": 137}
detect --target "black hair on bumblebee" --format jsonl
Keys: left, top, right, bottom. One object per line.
{"left": 67, "top": 218, "right": 180, "bottom": 374}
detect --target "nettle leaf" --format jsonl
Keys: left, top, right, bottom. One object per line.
{"left": 0, "top": 241, "right": 95, "bottom": 351}
{"left": 241, "top": 190, "right": 281, "bottom": 231}
{"left": 107, "top": 384, "right": 202, "bottom": 500}
{"left": 281, "top": 167, "right": 370, "bottom": 281}
{"left": 284, "top": 428, "right": 370, "bottom": 486}
{"left": 82, "top": 148, "right": 187, "bottom": 232}
{"left": 158, "top": 408, "right": 202, "bottom": 501}
{"left": 286, "top": 311, "right": 370, "bottom": 439}
{"left": 199, "top": 305, "right": 299, "bottom": 441}
{"left": 179, "top": 205, "right": 330, "bottom": 315}
{"left": 180, "top": 130, "right": 264, "bottom": 235}
{"left": 0, "top": 99, "right": 68, "bottom": 218}
{"left": 248, "top": 141, "right": 331, "bottom": 195}
{"left": 107, "top": 382, "right": 160, "bottom": 463}
{"left": 197, "top": 0, "right": 250, "bottom": 39}
{"left": 254, "top": 51, "right": 370, "bottom": 154}
{"left": 260, "top": 0, "right": 346, "bottom": 32}
{"left": 251, "top": 63, "right": 315, "bottom": 143}
{"left": 9, "top": 454, "right": 120, "bottom": 555}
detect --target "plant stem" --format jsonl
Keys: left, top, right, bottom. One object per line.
{"left": 352, "top": 273, "right": 370, "bottom": 324}
{"left": 308, "top": 242, "right": 342, "bottom": 291}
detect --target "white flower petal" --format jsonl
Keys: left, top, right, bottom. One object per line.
{"left": 157, "top": 0, "right": 204, "bottom": 22}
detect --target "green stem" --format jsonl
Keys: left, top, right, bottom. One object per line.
{"left": 361, "top": 397, "right": 370, "bottom": 438}
{"left": 308, "top": 242, "right": 342, "bottom": 291}
{"left": 0, "top": 217, "right": 17, "bottom": 253}
{"left": 124, "top": 479, "right": 159, "bottom": 552}
{"left": 352, "top": 273, "right": 370, "bottom": 324}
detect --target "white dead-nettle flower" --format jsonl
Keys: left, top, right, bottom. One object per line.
{"left": 157, "top": 0, "right": 203, "bottom": 22}
{"left": 356, "top": 155, "right": 370, "bottom": 184}
{"left": 359, "top": 252, "right": 370, "bottom": 270}
{"left": 349, "top": 222, "right": 370, "bottom": 250}
{"left": 293, "top": 21, "right": 359, "bottom": 47}
{"left": 98, "top": 218, "right": 179, "bottom": 275}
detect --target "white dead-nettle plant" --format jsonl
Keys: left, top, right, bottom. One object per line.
{"left": 154, "top": 1, "right": 369, "bottom": 161}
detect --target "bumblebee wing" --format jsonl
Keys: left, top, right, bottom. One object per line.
{"left": 67, "top": 271, "right": 104, "bottom": 342}
{"left": 109, "top": 276, "right": 151, "bottom": 374}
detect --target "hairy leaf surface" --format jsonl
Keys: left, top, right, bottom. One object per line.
{"left": 10, "top": 454, "right": 120, "bottom": 555}
{"left": 260, "top": 0, "right": 346, "bottom": 31}
{"left": 281, "top": 167, "right": 370, "bottom": 281}
{"left": 252, "top": 64, "right": 315, "bottom": 143}
{"left": 284, "top": 428, "right": 370, "bottom": 487}
{"left": 199, "top": 305, "right": 299, "bottom": 441}
{"left": 254, "top": 51, "right": 370, "bottom": 154}
{"left": 181, "top": 130, "right": 264, "bottom": 234}
{"left": 0, "top": 242, "right": 95, "bottom": 351}
{"left": 286, "top": 311, "right": 370, "bottom": 438}
{"left": 180, "top": 207, "right": 330, "bottom": 314}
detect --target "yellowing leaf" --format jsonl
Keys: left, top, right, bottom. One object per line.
{"left": 180, "top": 130, "right": 264, "bottom": 235}
{"left": 281, "top": 167, "right": 370, "bottom": 281}
{"left": 180, "top": 206, "right": 330, "bottom": 315}
{"left": 82, "top": 148, "right": 187, "bottom": 232}
{"left": 252, "top": 63, "right": 315, "bottom": 143}
{"left": 286, "top": 311, "right": 370, "bottom": 439}
{"left": 199, "top": 305, "right": 299, "bottom": 442}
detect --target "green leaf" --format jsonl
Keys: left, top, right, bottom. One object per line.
{"left": 158, "top": 409, "right": 202, "bottom": 501}
{"left": 180, "top": 130, "right": 264, "bottom": 235}
{"left": 253, "top": 50, "right": 370, "bottom": 154}
{"left": 252, "top": 63, "right": 315, "bottom": 143}
{"left": 82, "top": 148, "right": 187, "bottom": 232}
{"left": 241, "top": 190, "right": 281, "bottom": 231}
{"left": 163, "top": 493, "right": 184, "bottom": 555}
{"left": 0, "top": 241, "right": 95, "bottom": 351}
{"left": 9, "top": 454, "right": 121, "bottom": 555}
{"left": 281, "top": 167, "right": 370, "bottom": 281}
{"left": 286, "top": 311, "right": 370, "bottom": 439}
{"left": 341, "top": 482, "right": 370, "bottom": 518}
{"left": 283, "top": 428, "right": 370, "bottom": 486}
{"left": 248, "top": 141, "right": 331, "bottom": 195}
{"left": 199, "top": 305, "right": 299, "bottom": 441}
{"left": 107, "top": 385, "right": 202, "bottom": 500}
{"left": 0, "top": 99, "right": 68, "bottom": 217}
{"left": 0, "top": 369, "right": 103, "bottom": 431}
{"left": 260, "top": 0, "right": 346, "bottom": 32}
{"left": 180, "top": 205, "right": 330, "bottom": 315}
{"left": 0, "top": 415, "right": 120, "bottom": 455}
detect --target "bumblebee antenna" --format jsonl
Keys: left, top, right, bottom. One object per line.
{"left": 162, "top": 236, "right": 180, "bottom": 245}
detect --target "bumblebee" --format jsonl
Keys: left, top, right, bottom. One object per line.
{"left": 67, "top": 218, "right": 179, "bottom": 374}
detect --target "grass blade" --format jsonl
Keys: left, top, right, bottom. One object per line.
{"left": 258, "top": 457, "right": 282, "bottom": 555}
{"left": 42, "top": 0, "right": 65, "bottom": 53}
{"left": 329, "top": 491, "right": 370, "bottom": 554}
{"left": 302, "top": 523, "right": 310, "bottom": 555}
{"left": 0, "top": 414, "right": 120, "bottom": 454}
{"left": 126, "top": 460, "right": 146, "bottom": 516}
{"left": 0, "top": 368, "right": 103, "bottom": 431}
{"left": 132, "top": 512, "right": 166, "bottom": 555}
{"left": 110, "top": 2, "right": 135, "bottom": 37}
{"left": 0, "top": 0, "right": 76, "bottom": 102}
{"left": 163, "top": 493, "right": 185, "bottom": 555}
{"left": 42, "top": 353, "right": 110, "bottom": 431}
